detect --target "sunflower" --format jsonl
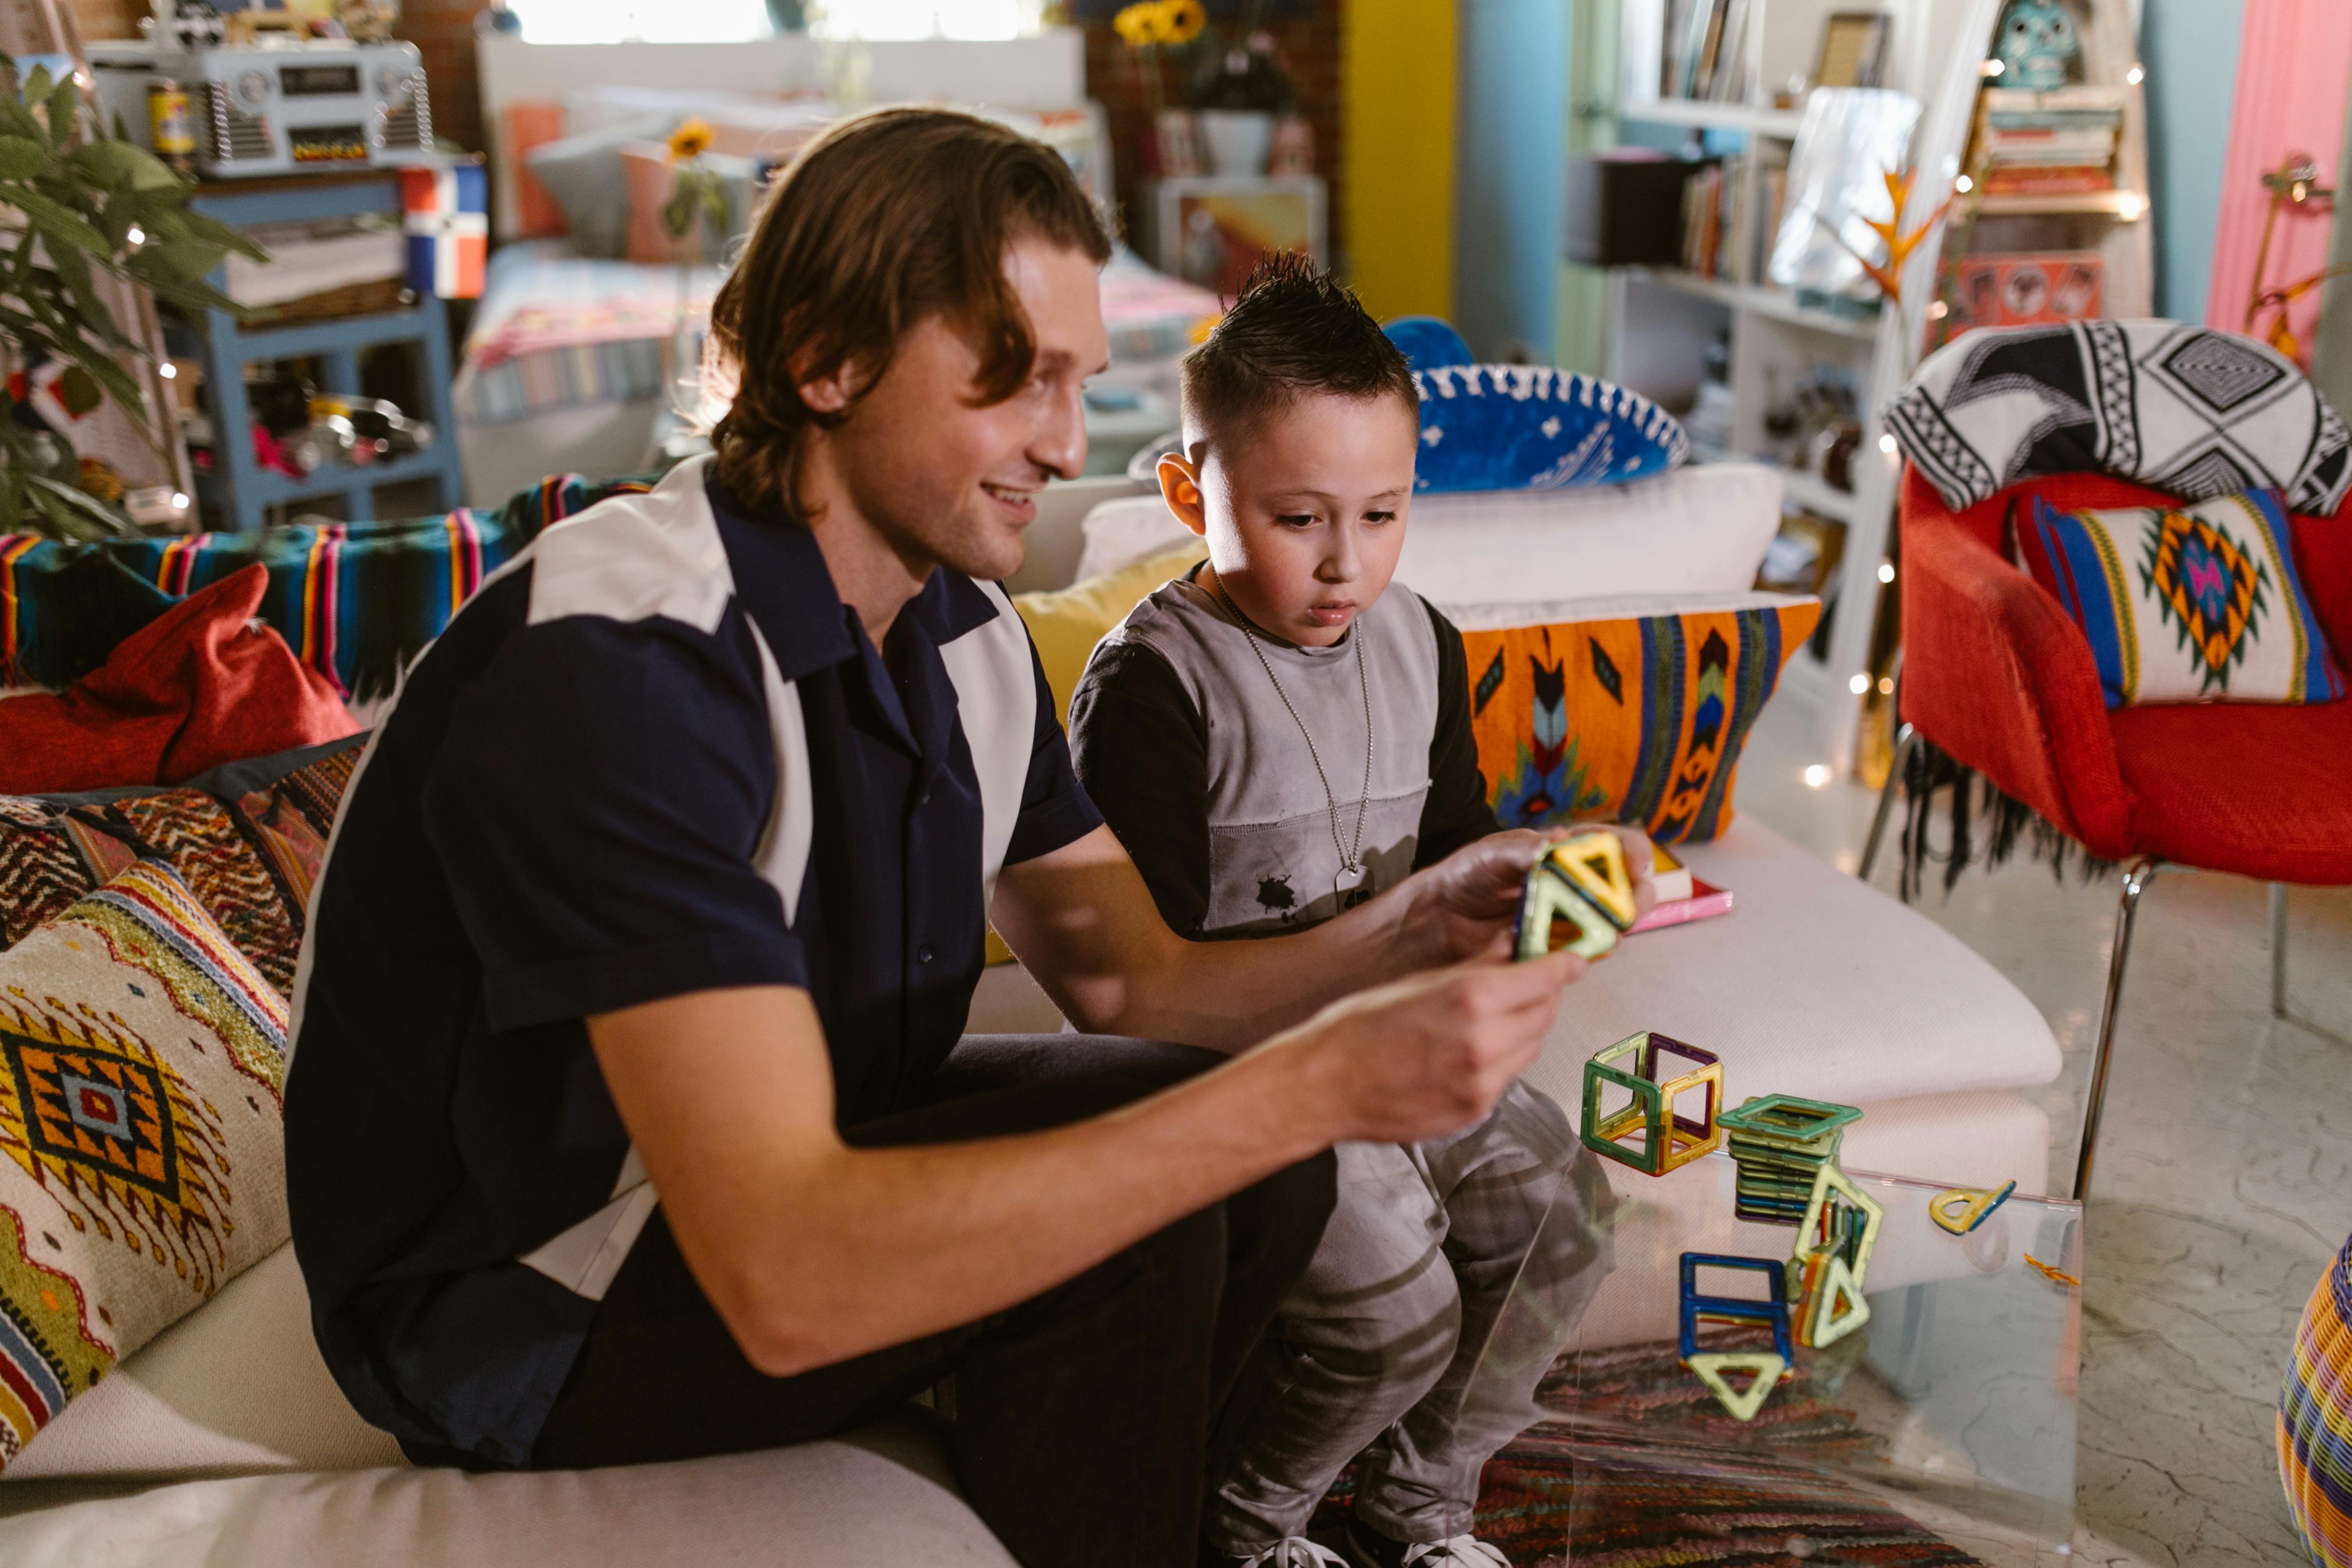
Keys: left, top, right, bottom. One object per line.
{"left": 1112, "top": 0, "right": 1168, "bottom": 48}
{"left": 667, "top": 118, "right": 714, "bottom": 162}
{"left": 1160, "top": 0, "right": 1205, "bottom": 43}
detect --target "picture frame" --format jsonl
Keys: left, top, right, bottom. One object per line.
{"left": 1814, "top": 11, "right": 1892, "bottom": 90}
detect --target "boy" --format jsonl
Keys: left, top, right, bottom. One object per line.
{"left": 1069, "top": 256, "right": 1631, "bottom": 1568}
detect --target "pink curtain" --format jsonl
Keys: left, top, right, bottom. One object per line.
{"left": 2207, "top": 0, "right": 2352, "bottom": 360}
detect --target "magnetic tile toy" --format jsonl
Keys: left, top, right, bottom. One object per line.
{"left": 1553, "top": 831, "right": 1638, "bottom": 928}
{"left": 1685, "top": 1350, "right": 1787, "bottom": 1422}
{"left": 1514, "top": 832, "right": 1639, "bottom": 962}
{"left": 1579, "top": 1032, "right": 1723, "bottom": 1175}
{"left": 1719, "top": 1094, "right": 1862, "bottom": 1225}
{"left": 1678, "top": 1252, "right": 1793, "bottom": 1362}
{"left": 1928, "top": 1181, "right": 2017, "bottom": 1236}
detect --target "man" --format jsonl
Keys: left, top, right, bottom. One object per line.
{"left": 285, "top": 110, "right": 1633, "bottom": 1568}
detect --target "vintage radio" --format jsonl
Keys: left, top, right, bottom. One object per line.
{"left": 91, "top": 38, "right": 434, "bottom": 179}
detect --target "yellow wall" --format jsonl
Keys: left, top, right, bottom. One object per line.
{"left": 1343, "top": 0, "right": 1455, "bottom": 322}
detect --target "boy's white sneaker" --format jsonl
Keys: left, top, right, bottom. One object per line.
{"left": 1400, "top": 1539, "right": 1511, "bottom": 1567}
{"left": 1230, "top": 1539, "right": 1351, "bottom": 1568}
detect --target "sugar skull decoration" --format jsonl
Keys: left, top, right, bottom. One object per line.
{"left": 1995, "top": 0, "right": 2079, "bottom": 91}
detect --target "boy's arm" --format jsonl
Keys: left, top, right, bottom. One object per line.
{"left": 1415, "top": 598, "right": 1505, "bottom": 867}
{"left": 1066, "top": 639, "right": 1213, "bottom": 936}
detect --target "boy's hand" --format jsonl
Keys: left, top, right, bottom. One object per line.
{"left": 1275, "top": 947, "right": 1584, "bottom": 1144}
{"left": 1400, "top": 826, "right": 1660, "bottom": 965}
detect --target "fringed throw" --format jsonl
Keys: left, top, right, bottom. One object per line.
{"left": 1896, "top": 732, "right": 2117, "bottom": 903}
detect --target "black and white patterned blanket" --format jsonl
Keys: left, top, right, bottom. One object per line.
{"left": 1885, "top": 320, "right": 2352, "bottom": 516}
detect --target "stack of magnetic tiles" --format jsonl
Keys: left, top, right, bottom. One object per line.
{"left": 1719, "top": 1094, "right": 1860, "bottom": 1225}
{"left": 1513, "top": 831, "right": 1639, "bottom": 963}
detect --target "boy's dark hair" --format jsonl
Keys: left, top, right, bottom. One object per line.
{"left": 709, "top": 108, "right": 1112, "bottom": 517}
{"left": 1180, "top": 252, "right": 1417, "bottom": 448}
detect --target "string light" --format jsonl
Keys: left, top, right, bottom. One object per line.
{"left": 1848, "top": 673, "right": 1871, "bottom": 694}
{"left": 1804, "top": 765, "right": 1832, "bottom": 789}
{"left": 2126, "top": 64, "right": 2144, "bottom": 85}
{"left": 157, "top": 362, "right": 177, "bottom": 379}
{"left": 124, "top": 224, "right": 145, "bottom": 247}
{"left": 1878, "top": 433, "right": 1899, "bottom": 455}
{"left": 169, "top": 492, "right": 188, "bottom": 509}
{"left": 1878, "top": 676, "right": 1895, "bottom": 695}
{"left": 1955, "top": 174, "right": 1974, "bottom": 194}
{"left": 1983, "top": 58, "right": 2005, "bottom": 76}
{"left": 1877, "top": 562, "right": 1896, "bottom": 584}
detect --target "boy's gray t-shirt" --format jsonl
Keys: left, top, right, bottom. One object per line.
{"left": 1069, "top": 567, "right": 1500, "bottom": 938}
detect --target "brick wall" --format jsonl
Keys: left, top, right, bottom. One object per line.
{"left": 1080, "top": 4, "right": 1346, "bottom": 269}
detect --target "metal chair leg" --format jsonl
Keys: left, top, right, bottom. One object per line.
{"left": 2271, "top": 883, "right": 2289, "bottom": 1020}
{"left": 2073, "top": 858, "right": 2159, "bottom": 1202}
{"left": 1857, "top": 722, "right": 1919, "bottom": 883}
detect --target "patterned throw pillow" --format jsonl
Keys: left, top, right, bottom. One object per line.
{"left": 1410, "top": 365, "right": 1688, "bottom": 493}
{"left": 0, "top": 860, "right": 289, "bottom": 1470}
{"left": 1457, "top": 593, "right": 1821, "bottom": 844}
{"left": 0, "top": 738, "right": 364, "bottom": 992}
{"left": 2018, "top": 490, "right": 2347, "bottom": 708}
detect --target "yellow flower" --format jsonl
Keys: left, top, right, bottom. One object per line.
{"left": 1113, "top": 0, "right": 1167, "bottom": 47}
{"left": 667, "top": 118, "right": 714, "bottom": 162}
{"left": 1161, "top": 0, "right": 1205, "bottom": 43}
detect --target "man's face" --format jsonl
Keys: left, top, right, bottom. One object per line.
{"left": 1194, "top": 392, "right": 1420, "bottom": 647}
{"left": 819, "top": 236, "right": 1109, "bottom": 585}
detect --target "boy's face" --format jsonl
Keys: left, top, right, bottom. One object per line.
{"left": 1161, "top": 390, "right": 1419, "bottom": 647}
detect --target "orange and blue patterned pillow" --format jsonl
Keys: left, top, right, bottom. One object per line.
{"left": 0, "top": 860, "right": 290, "bottom": 1471}
{"left": 1459, "top": 593, "right": 1821, "bottom": 845}
{"left": 2280, "top": 1231, "right": 2352, "bottom": 1568}
{"left": 2018, "top": 489, "right": 2346, "bottom": 708}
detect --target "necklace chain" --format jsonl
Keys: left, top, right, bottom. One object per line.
{"left": 1216, "top": 583, "right": 1375, "bottom": 880}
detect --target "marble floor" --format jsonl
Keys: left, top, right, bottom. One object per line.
{"left": 1736, "top": 689, "right": 2352, "bottom": 1568}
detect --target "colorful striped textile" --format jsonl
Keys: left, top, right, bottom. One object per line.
{"left": 2282, "top": 1232, "right": 2352, "bottom": 1568}
{"left": 451, "top": 240, "right": 723, "bottom": 426}
{"left": 0, "top": 471, "right": 652, "bottom": 700}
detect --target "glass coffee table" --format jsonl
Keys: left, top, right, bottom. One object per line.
{"left": 1460, "top": 1151, "right": 2082, "bottom": 1567}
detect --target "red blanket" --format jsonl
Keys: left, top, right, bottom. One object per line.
{"left": 0, "top": 563, "right": 357, "bottom": 793}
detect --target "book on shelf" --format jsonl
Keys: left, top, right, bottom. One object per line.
{"left": 1948, "top": 252, "right": 2104, "bottom": 329}
{"left": 1980, "top": 167, "right": 2116, "bottom": 195}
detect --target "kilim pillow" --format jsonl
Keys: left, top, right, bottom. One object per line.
{"left": 0, "top": 860, "right": 289, "bottom": 1469}
{"left": 1456, "top": 591, "right": 1821, "bottom": 845}
{"left": 2017, "top": 489, "right": 2347, "bottom": 708}
{"left": 0, "top": 737, "right": 365, "bottom": 992}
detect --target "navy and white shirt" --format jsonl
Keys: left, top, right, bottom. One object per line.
{"left": 283, "top": 455, "right": 1101, "bottom": 1466}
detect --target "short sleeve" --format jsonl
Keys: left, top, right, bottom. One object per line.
{"left": 420, "top": 613, "right": 807, "bottom": 1034}
{"left": 1416, "top": 596, "right": 1503, "bottom": 867}
{"left": 1000, "top": 631, "right": 1107, "bottom": 866}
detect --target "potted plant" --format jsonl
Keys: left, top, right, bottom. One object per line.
{"left": 0, "top": 55, "right": 264, "bottom": 540}
{"left": 1190, "top": 26, "right": 1293, "bottom": 177}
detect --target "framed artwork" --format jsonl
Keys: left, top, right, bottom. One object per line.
{"left": 1814, "top": 12, "right": 1891, "bottom": 89}
{"left": 1148, "top": 175, "right": 1326, "bottom": 298}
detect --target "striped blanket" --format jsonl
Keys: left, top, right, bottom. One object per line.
{"left": 1, "top": 472, "right": 653, "bottom": 701}
{"left": 2283, "top": 1232, "right": 2352, "bottom": 1568}
{"left": 452, "top": 241, "right": 725, "bottom": 427}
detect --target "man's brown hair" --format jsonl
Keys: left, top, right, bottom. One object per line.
{"left": 1180, "top": 251, "right": 1417, "bottom": 452}
{"left": 708, "top": 108, "right": 1112, "bottom": 516}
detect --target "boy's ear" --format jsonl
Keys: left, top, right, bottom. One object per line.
{"left": 1157, "top": 451, "right": 1209, "bottom": 538}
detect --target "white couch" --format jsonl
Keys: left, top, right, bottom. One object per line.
{"left": 0, "top": 464, "right": 2062, "bottom": 1564}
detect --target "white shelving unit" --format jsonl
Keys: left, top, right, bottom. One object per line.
{"left": 1598, "top": 0, "right": 2148, "bottom": 776}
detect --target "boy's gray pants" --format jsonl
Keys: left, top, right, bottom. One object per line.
{"left": 1206, "top": 1082, "right": 1615, "bottom": 1550}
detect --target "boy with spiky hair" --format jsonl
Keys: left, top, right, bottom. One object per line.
{"left": 1070, "top": 254, "right": 1639, "bottom": 1568}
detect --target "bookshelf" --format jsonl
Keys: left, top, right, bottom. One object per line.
{"left": 1590, "top": 0, "right": 2151, "bottom": 778}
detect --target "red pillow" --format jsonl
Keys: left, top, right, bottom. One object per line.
{"left": 0, "top": 564, "right": 356, "bottom": 793}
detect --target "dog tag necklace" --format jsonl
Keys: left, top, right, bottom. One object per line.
{"left": 1215, "top": 582, "right": 1377, "bottom": 909}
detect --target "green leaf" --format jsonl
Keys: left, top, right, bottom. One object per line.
{"left": 46, "top": 72, "right": 79, "bottom": 151}
{"left": 27, "top": 474, "right": 130, "bottom": 540}
{"left": 4, "top": 185, "right": 109, "bottom": 254}
{"left": 72, "top": 139, "right": 181, "bottom": 193}
{"left": 0, "top": 134, "right": 45, "bottom": 180}
{"left": 55, "top": 363, "right": 100, "bottom": 417}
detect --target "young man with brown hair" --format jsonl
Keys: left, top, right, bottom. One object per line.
{"left": 285, "top": 110, "right": 1611, "bottom": 1568}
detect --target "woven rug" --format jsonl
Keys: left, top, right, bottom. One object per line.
{"left": 1312, "top": 1338, "right": 1984, "bottom": 1566}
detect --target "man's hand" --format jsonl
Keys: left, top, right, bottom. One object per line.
{"left": 1398, "top": 824, "right": 1661, "bottom": 966}
{"left": 1274, "top": 946, "right": 1588, "bottom": 1144}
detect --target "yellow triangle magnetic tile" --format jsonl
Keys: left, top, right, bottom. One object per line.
{"left": 1686, "top": 1350, "right": 1787, "bottom": 1421}
{"left": 1928, "top": 1181, "right": 2017, "bottom": 1236}
{"left": 1552, "top": 831, "right": 1637, "bottom": 927}
{"left": 1803, "top": 1254, "right": 1871, "bottom": 1349}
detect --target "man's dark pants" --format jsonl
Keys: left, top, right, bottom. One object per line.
{"left": 521, "top": 1034, "right": 1336, "bottom": 1568}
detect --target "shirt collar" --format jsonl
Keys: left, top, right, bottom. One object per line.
{"left": 705, "top": 474, "right": 1000, "bottom": 678}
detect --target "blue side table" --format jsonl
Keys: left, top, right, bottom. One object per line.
{"left": 167, "top": 172, "right": 465, "bottom": 531}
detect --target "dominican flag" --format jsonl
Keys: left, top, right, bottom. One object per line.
{"left": 402, "top": 163, "right": 488, "bottom": 300}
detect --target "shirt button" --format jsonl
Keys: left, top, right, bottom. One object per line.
{"left": 916, "top": 943, "right": 935, "bottom": 964}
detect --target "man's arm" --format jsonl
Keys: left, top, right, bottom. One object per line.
{"left": 589, "top": 949, "right": 1581, "bottom": 1377}
{"left": 990, "top": 820, "right": 1654, "bottom": 1052}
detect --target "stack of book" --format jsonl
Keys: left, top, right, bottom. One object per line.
{"left": 1973, "top": 87, "right": 2123, "bottom": 196}
{"left": 1650, "top": 0, "right": 1751, "bottom": 104}
{"left": 1679, "top": 164, "right": 1728, "bottom": 277}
